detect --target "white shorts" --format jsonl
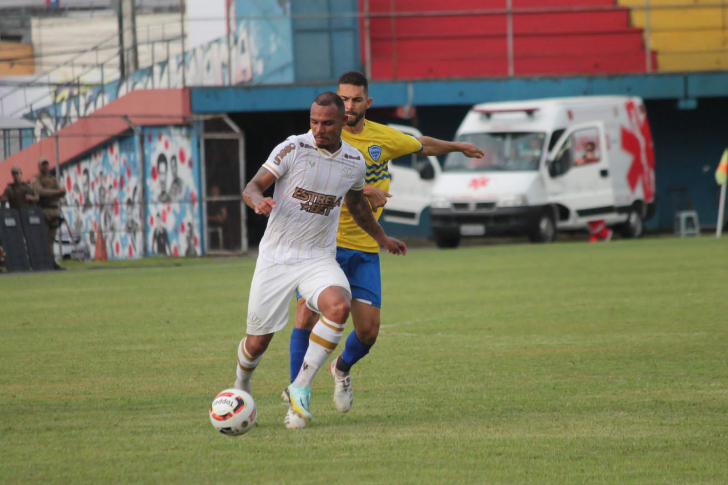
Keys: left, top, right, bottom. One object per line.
{"left": 246, "top": 256, "right": 351, "bottom": 335}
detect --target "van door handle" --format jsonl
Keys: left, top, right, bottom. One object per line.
{"left": 600, "top": 169, "right": 609, "bottom": 178}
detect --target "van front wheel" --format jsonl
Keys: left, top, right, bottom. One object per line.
{"left": 529, "top": 210, "right": 556, "bottom": 243}
{"left": 434, "top": 232, "right": 461, "bottom": 249}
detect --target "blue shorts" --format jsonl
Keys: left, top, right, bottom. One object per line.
{"left": 296, "top": 247, "right": 381, "bottom": 308}
{"left": 336, "top": 247, "right": 381, "bottom": 308}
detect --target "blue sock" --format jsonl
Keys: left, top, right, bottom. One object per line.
{"left": 289, "top": 328, "right": 311, "bottom": 383}
{"left": 340, "top": 331, "right": 372, "bottom": 371}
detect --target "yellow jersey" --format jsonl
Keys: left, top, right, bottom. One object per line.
{"left": 337, "top": 120, "right": 423, "bottom": 253}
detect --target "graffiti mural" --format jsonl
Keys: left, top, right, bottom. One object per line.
{"left": 145, "top": 126, "right": 202, "bottom": 258}
{"left": 60, "top": 136, "right": 144, "bottom": 260}
{"left": 59, "top": 126, "right": 202, "bottom": 260}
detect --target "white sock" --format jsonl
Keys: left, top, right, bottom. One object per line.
{"left": 234, "top": 337, "right": 263, "bottom": 390}
{"left": 293, "top": 316, "right": 345, "bottom": 387}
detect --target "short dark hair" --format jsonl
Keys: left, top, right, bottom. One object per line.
{"left": 338, "top": 71, "right": 368, "bottom": 94}
{"left": 313, "top": 91, "right": 345, "bottom": 117}
{"left": 157, "top": 153, "right": 168, "bottom": 169}
{"left": 585, "top": 141, "right": 596, "bottom": 149}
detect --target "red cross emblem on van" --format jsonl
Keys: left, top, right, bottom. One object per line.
{"left": 468, "top": 176, "right": 489, "bottom": 190}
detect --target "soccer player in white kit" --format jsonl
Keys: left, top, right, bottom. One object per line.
{"left": 235, "top": 92, "right": 407, "bottom": 427}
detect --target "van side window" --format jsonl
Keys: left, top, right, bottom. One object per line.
{"left": 572, "top": 128, "right": 601, "bottom": 167}
{"left": 549, "top": 127, "right": 600, "bottom": 177}
{"left": 550, "top": 136, "right": 573, "bottom": 177}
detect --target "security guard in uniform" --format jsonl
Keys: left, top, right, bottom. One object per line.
{"left": 1, "top": 166, "right": 39, "bottom": 210}
{"left": 32, "top": 158, "right": 67, "bottom": 270}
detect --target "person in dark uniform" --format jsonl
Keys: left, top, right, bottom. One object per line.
{"left": 32, "top": 158, "right": 67, "bottom": 269}
{"left": 207, "top": 184, "right": 228, "bottom": 249}
{"left": 2, "top": 166, "right": 39, "bottom": 210}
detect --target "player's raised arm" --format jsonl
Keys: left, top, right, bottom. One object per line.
{"left": 419, "top": 136, "right": 484, "bottom": 159}
{"left": 242, "top": 167, "right": 278, "bottom": 217}
{"left": 344, "top": 188, "right": 406, "bottom": 255}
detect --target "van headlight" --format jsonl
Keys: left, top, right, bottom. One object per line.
{"left": 498, "top": 195, "right": 528, "bottom": 207}
{"left": 431, "top": 196, "right": 452, "bottom": 209}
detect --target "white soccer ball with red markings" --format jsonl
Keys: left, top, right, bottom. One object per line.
{"left": 209, "top": 388, "right": 257, "bottom": 436}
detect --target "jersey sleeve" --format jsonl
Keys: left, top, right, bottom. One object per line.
{"left": 387, "top": 128, "right": 424, "bottom": 159}
{"left": 350, "top": 149, "right": 367, "bottom": 191}
{"left": 262, "top": 138, "right": 298, "bottom": 179}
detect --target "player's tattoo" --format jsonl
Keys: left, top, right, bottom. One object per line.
{"left": 345, "top": 189, "right": 384, "bottom": 240}
{"left": 242, "top": 167, "right": 271, "bottom": 209}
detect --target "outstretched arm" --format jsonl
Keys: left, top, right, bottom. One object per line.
{"left": 419, "top": 136, "right": 485, "bottom": 159}
{"left": 242, "top": 167, "right": 278, "bottom": 217}
{"left": 345, "top": 189, "right": 406, "bottom": 255}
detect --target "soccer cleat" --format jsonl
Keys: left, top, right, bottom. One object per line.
{"left": 284, "top": 384, "right": 312, "bottom": 422}
{"left": 329, "top": 356, "right": 353, "bottom": 413}
{"left": 283, "top": 406, "right": 307, "bottom": 429}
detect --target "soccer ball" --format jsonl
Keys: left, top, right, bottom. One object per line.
{"left": 209, "top": 388, "right": 257, "bottom": 436}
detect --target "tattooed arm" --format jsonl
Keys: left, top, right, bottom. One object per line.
{"left": 345, "top": 188, "right": 407, "bottom": 255}
{"left": 242, "top": 167, "right": 277, "bottom": 216}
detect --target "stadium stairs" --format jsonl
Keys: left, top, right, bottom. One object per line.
{"left": 364, "top": 0, "right": 657, "bottom": 79}
{"left": 617, "top": 0, "right": 728, "bottom": 72}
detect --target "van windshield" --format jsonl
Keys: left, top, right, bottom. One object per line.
{"left": 444, "top": 132, "right": 546, "bottom": 172}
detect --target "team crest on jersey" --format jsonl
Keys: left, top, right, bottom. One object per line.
{"left": 368, "top": 145, "right": 382, "bottom": 162}
{"left": 340, "top": 167, "right": 354, "bottom": 179}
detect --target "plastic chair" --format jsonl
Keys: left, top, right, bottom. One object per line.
{"left": 668, "top": 186, "right": 700, "bottom": 237}
{"left": 207, "top": 226, "right": 223, "bottom": 249}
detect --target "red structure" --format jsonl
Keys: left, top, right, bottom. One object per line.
{"left": 363, "top": 0, "right": 656, "bottom": 79}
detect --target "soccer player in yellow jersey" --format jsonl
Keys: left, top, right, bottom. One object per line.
{"left": 286, "top": 72, "right": 483, "bottom": 428}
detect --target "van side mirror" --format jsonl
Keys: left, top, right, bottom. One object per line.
{"left": 418, "top": 160, "right": 435, "bottom": 180}
{"left": 547, "top": 159, "right": 558, "bottom": 178}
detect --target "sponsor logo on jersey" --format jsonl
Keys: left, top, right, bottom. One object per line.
{"left": 273, "top": 143, "right": 296, "bottom": 165}
{"left": 344, "top": 153, "right": 361, "bottom": 160}
{"left": 368, "top": 145, "right": 382, "bottom": 162}
{"left": 299, "top": 142, "right": 315, "bottom": 150}
{"left": 292, "top": 186, "right": 343, "bottom": 216}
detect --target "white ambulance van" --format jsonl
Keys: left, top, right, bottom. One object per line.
{"left": 429, "top": 96, "right": 656, "bottom": 247}
{"left": 379, "top": 125, "right": 441, "bottom": 237}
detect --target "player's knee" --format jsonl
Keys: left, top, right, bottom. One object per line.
{"left": 245, "top": 335, "right": 271, "bottom": 357}
{"left": 324, "top": 298, "right": 351, "bottom": 324}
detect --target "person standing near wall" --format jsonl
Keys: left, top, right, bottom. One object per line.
{"left": 32, "top": 158, "right": 67, "bottom": 270}
{"left": 2, "top": 166, "right": 39, "bottom": 210}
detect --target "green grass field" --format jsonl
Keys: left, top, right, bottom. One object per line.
{"left": 1, "top": 237, "right": 727, "bottom": 484}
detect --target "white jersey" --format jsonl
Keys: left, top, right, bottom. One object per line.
{"left": 258, "top": 132, "right": 366, "bottom": 264}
